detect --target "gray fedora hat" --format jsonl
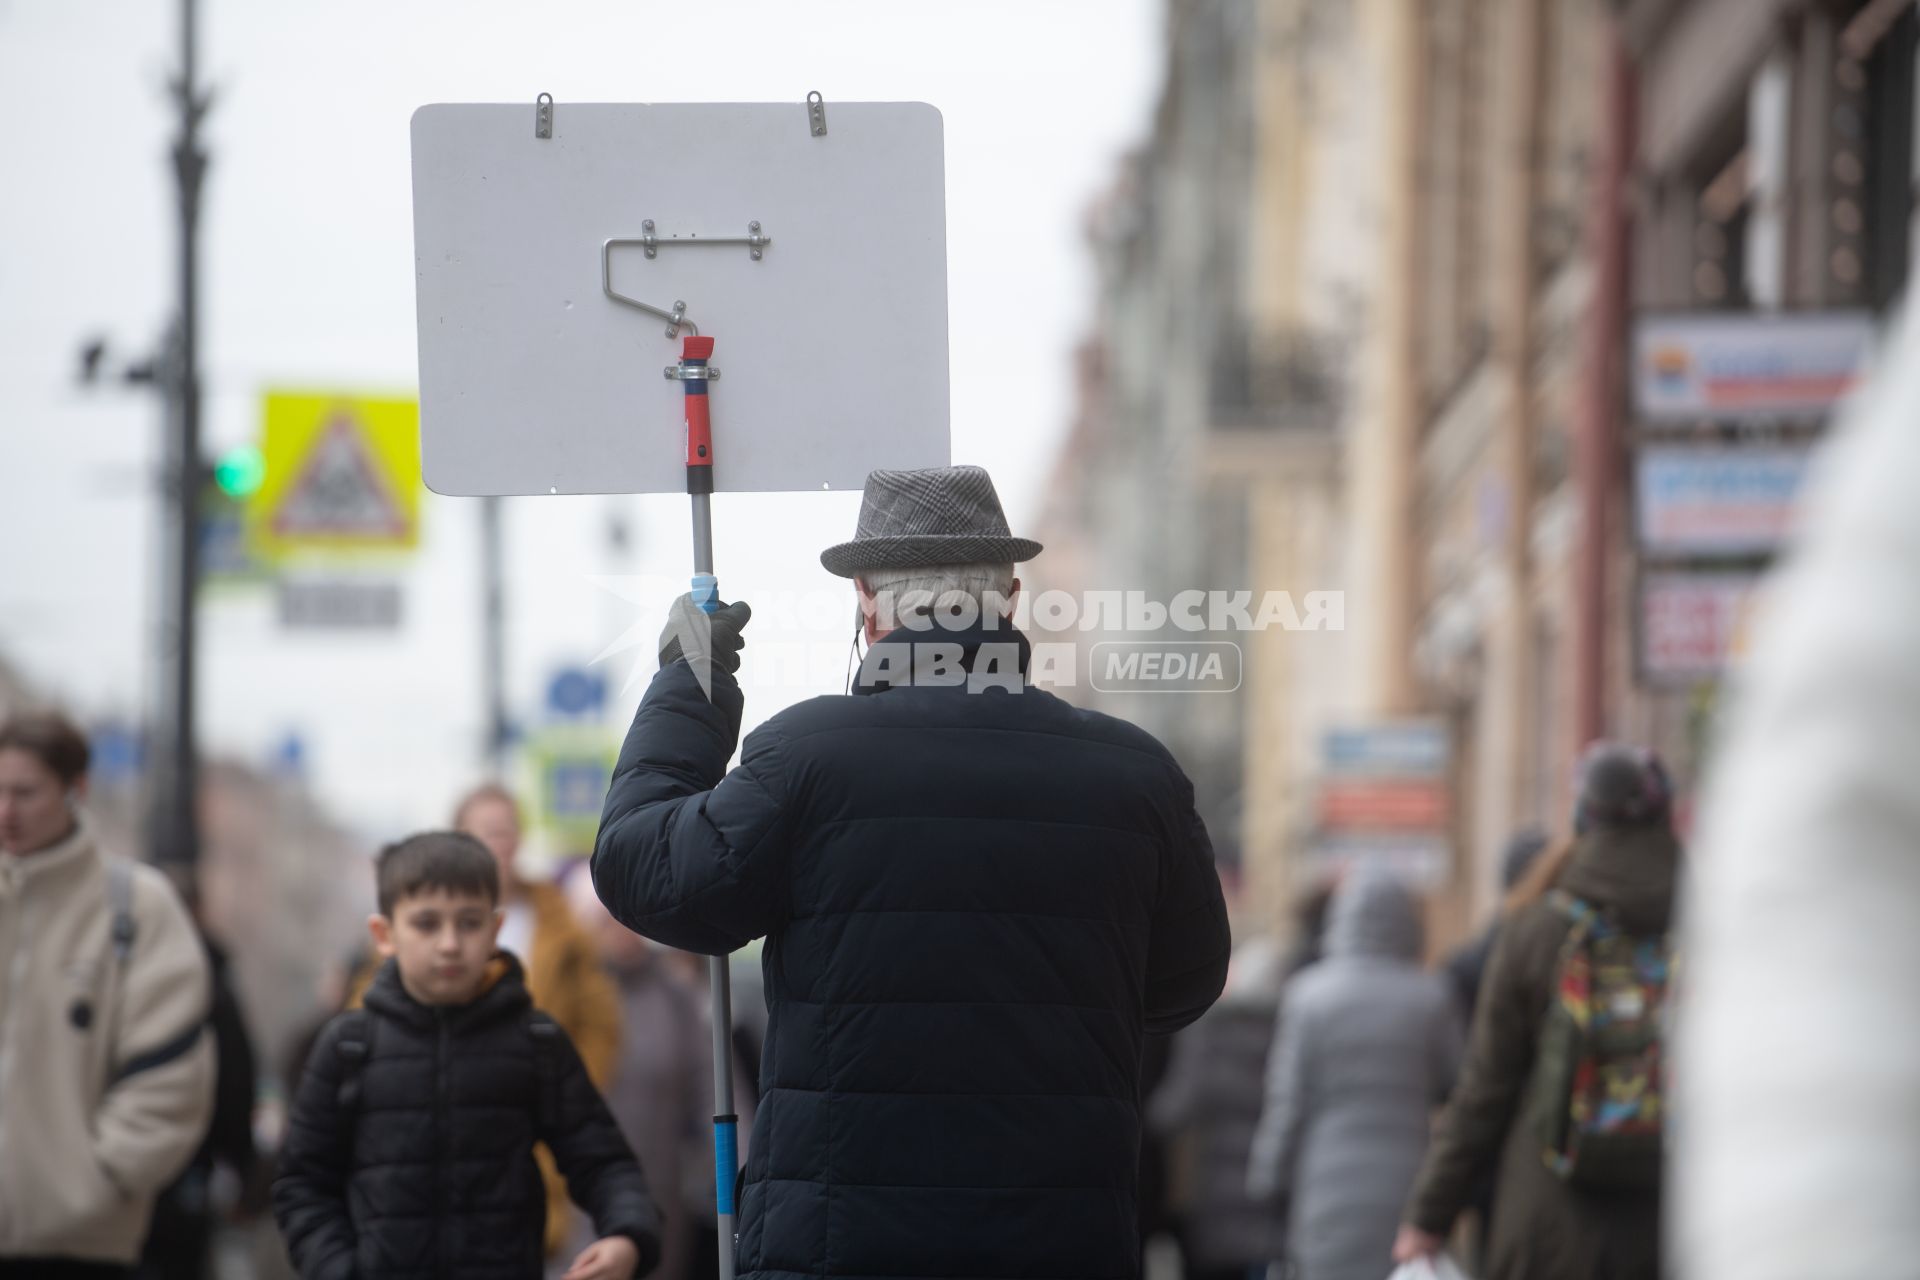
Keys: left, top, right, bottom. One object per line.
{"left": 820, "top": 465, "right": 1044, "bottom": 578}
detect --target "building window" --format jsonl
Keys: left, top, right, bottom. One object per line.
{"left": 1838, "top": 0, "right": 1916, "bottom": 310}
{"left": 1535, "top": 0, "right": 1599, "bottom": 278}
{"left": 1692, "top": 135, "right": 1753, "bottom": 309}
{"left": 1418, "top": 0, "right": 1494, "bottom": 414}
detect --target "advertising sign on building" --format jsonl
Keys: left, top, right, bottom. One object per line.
{"left": 1640, "top": 571, "right": 1764, "bottom": 684}
{"left": 1635, "top": 445, "right": 1813, "bottom": 557}
{"left": 1308, "top": 720, "right": 1451, "bottom": 887}
{"left": 1633, "top": 311, "right": 1876, "bottom": 423}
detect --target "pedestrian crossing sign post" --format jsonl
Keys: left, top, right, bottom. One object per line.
{"left": 247, "top": 391, "right": 422, "bottom": 562}
{"left": 528, "top": 730, "right": 619, "bottom": 854}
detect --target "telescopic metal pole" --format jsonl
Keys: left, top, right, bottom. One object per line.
{"left": 672, "top": 334, "right": 738, "bottom": 1280}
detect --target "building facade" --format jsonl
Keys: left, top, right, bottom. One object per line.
{"left": 1042, "top": 0, "right": 1919, "bottom": 944}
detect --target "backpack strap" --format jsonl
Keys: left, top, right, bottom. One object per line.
{"left": 105, "top": 859, "right": 138, "bottom": 967}
{"left": 527, "top": 1012, "right": 564, "bottom": 1137}
{"left": 1548, "top": 889, "right": 1615, "bottom": 939}
{"left": 332, "top": 1010, "right": 374, "bottom": 1114}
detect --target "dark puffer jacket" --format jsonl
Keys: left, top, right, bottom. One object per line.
{"left": 1146, "top": 990, "right": 1284, "bottom": 1270}
{"left": 272, "top": 955, "right": 660, "bottom": 1280}
{"left": 592, "top": 621, "right": 1233, "bottom": 1280}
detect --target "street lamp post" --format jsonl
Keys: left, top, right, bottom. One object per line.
{"left": 154, "top": 0, "right": 211, "bottom": 869}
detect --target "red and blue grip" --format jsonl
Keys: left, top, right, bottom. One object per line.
{"left": 682, "top": 335, "right": 715, "bottom": 495}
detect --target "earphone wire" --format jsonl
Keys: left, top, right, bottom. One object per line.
{"left": 844, "top": 619, "right": 865, "bottom": 696}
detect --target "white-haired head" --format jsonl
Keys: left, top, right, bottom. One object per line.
{"left": 854, "top": 562, "right": 1019, "bottom": 641}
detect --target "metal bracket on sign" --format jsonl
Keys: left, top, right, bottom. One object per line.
{"left": 535, "top": 92, "right": 553, "bottom": 139}
{"left": 631, "top": 219, "right": 772, "bottom": 262}
{"left": 601, "top": 239, "right": 695, "bottom": 338}
{"left": 807, "top": 90, "right": 827, "bottom": 137}
{"left": 664, "top": 362, "right": 720, "bottom": 382}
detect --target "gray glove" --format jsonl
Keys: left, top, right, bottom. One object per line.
{"left": 659, "top": 594, "right": 752, "bottom": 676}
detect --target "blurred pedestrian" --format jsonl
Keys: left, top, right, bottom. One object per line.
{"left": 1280, "top": 880, "right": 1336, "bottom": 980}
{"left": 0, "top": 712, "right": 216, "bottom": 1279}
{"left": 1433, "top": 827, "right": 1548, "bottom": 1264}
{"left": 136, "top": 906, "right": 263, "bottom": 1280}
{"left": 642, "top": 951, "right": 760, "bottom": 1280}
{"left": 1396, "top": 743, "right": 1680, "bottom": 1280}
{"left": 343, "top": 783, "right": 624, "bottom": 1258}
{"left": 564, "top": 870, "right": 750, "bottom": 1280}
{"left": 1148, "top": 937, "right": 1285, "bottom": 1280}
{"left": 1671, "top": 301, "right": 1920, "bottom": 1279}
{"left": 1443, "top": 829, "right": 1549, "bottom": 1024}
{"left": 450, "top": 784, "right": 625, "bottom": 1087}
{"left": 1247, "top": 872, "right": 1461, "bottom": 1280}
{"left": 272, "top": 832, "right": 659, "bottom": 1280}
{"left": 593, "top": 464, "right": 1232, "bottom": 1280}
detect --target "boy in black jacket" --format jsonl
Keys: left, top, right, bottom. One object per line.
{"left": 273, "top": 832, "right": 660, "bottom": 1280}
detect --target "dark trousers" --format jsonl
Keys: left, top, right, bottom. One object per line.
{"left": 0, "top": 1261, "right": 133, "bottom": 1279}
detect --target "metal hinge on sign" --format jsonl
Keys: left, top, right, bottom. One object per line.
{"left": 807, "top": 90, "right": 827, "bottom": 137}
{"left": 535, "top": 92, "right": 553, "bottom": 139}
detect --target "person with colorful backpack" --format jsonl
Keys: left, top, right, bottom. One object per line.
{"left": 1393, "top": 742, "right": 1681, "bottom": 1280}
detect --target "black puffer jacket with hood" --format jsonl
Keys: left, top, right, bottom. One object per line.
{"left": 273, "top": 954, "right": 660, "bottom": 1280}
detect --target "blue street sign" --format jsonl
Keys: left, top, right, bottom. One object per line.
{"left": 89, "top": 723, "right": 146, "bottom": 783}
{"left": 547, "top": 667, "right": 607, "bottom": 719}
{"left": 549, "top": 759, "right": 608, "bottom": 823}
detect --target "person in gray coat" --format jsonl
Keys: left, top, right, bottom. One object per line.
{"left": 1247, "top": 872, "right": 1463, "bottom": 1280}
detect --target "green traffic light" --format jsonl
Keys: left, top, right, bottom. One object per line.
{"left": 213, "top": 445, "right": 265, "bottom": 498}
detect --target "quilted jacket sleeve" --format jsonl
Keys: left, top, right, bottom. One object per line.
{"left": 1142, "top": 771, "right": 1231, "bottom": 1035}
{"left": 1246, "top": 986, "right": 1313, "bottom": 1201}
{"left": 592, "top": 659, "right": 794, "bottom": 955}
{"left": 271, "top": 1017, "right": 359, "bottom": 1280}
{"left": 538, "top": 1017, "right": 662, "bottom": 1272}
{"left": 1404, "top": 908, "right": 1552, "bottom": 1235}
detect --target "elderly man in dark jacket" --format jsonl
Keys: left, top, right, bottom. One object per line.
{"left": 593, "top": 465, "right": 1233, "bottom": 1280}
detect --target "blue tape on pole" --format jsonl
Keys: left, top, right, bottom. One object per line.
{"left": 691, "top": 574, "right": 719, "bottom": 613}
{"left": 714, "top": 1118, "right": 738, "bottom": 1215}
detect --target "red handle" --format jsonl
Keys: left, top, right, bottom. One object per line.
{"left": 682, "top": 336, "right": 714, "bottom": 471}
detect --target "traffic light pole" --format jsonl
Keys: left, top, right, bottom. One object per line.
{"left": 154, "top": 0, "right": 211, "bottom": 869}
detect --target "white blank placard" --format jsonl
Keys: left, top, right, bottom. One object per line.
{"left": 411, "top": 101, "right": 951, "bottom": 495}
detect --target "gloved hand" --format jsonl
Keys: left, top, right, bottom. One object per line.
{"left": 658, "top": 594, "right": 752, "bottom": 675}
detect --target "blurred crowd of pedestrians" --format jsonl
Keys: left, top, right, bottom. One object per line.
{"left": 11, "top": 297, "right": 1920, "bottom": 1278}
{"left": 1134, "top": 746, "right": 1679, "bottom": 1280}
{"left": 0, "top": 716, "right": 755, "bottom": 1280}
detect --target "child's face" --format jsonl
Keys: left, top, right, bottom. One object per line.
{"left": 369, "top": 886, "right": 502, "bottom": 1006}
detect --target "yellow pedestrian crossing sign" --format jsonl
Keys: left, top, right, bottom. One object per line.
{"left": 248, "top": 392, "right": 421, "bottom": 561}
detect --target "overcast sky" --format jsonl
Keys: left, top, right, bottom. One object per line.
{"left": 0, "top": 0, "right": 1161, "bottom": 844}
